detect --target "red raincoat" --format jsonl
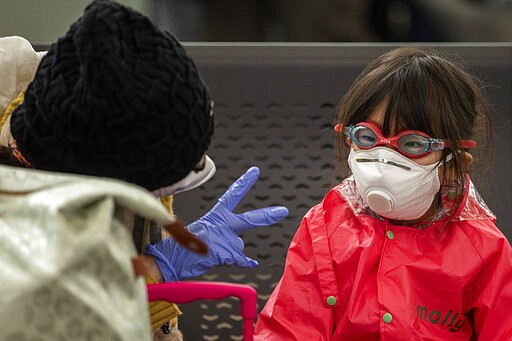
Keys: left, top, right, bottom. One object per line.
{"left": 254, "top": 177, "right": 512, "bottom": 340}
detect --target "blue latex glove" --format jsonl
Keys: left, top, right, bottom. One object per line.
{"left": 144, "top": 166, "right": 289, "bottom": 282}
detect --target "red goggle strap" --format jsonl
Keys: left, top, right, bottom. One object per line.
{"left": 451, "top": 140, "right": 477, "bottom": 149}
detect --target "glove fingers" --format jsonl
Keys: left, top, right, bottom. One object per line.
{"left": 224, "top": 250, "right": 259, "bottom": 268}
{"left": 232, "top": 206, "right": 289, "bottom": 233}
{"left": 180, "top": 251, "right": 259, "bottom": 275}
{"left": 214, "top": 235, "right": 258, "bottom": 268}
{"left": 218, "top": 167, "right": 260, "bottom": 210}
{"left": 237, "top": 257, "right": 259, "bottom": 268}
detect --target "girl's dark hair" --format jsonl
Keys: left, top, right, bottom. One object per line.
{"left": 335, "top": 46, "right": 492, "bottom": 224}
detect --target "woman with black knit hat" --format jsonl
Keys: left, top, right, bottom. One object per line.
{"left": 0, "top": 1, "right": 288, "bottom": 340}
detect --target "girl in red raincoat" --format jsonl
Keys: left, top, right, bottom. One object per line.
{"left": 254, "top": 46, "right": 512, "bottom": 340}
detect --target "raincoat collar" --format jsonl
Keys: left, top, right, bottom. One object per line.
{"left": 336, "top": 175, "right": 495, "bottom": 227}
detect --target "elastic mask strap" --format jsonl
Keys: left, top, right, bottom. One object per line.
{"left": 152, "top": 155, "right": 216, "bottom": 197}
{"left": 438, "top": 153, "right": 453, "bottom": 167}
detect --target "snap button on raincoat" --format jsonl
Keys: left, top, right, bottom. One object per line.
{"left": 254, "top": 177, "right": 512, "bottom": 340}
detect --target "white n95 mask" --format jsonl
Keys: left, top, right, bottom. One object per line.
{"left": 348, "top": 147, "right": 443, "bottom": 221}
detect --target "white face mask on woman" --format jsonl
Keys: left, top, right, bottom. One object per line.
{"left": 348, "top": 147, "right": 445, "bottom": 221}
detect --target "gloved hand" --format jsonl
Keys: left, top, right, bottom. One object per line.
{"left": 144, "top": 166, "right": 289, "bottom": 282}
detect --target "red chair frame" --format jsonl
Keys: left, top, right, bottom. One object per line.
{"left": 147, "top": 281, "right": 257, "bottom": 341}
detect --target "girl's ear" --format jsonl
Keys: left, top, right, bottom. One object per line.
{"left": 460, "top": 152, "right": 473, "bottom": 173}
{"left": 444, "top": 151, "right": 473, "bottom": 181}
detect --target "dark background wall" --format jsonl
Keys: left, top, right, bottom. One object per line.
{"left": 153, "top": 0, "right": 512, "bottom": 43}
{"left": 3, "top": 1, "right": 510, "bottom": 44}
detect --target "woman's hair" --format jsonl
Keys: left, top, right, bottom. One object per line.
{"left": 334, "top": 46, "right": 492, "bottom": 221}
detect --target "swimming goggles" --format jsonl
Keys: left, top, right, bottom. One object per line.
{"left": 335, "top": 121, "right": 477, "bottom": 158}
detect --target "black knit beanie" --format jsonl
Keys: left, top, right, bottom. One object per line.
{"left": 11, "top": 0, "right": 213, "bottom": 191}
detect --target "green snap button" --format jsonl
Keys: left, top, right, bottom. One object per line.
{"left": 383, "top": 313, "right": 393, "bottom": 323}
{"left": 386, "top": 231, "right": 395, "bottom": 240}
{"left": 326, "top": 296, "right": 337, "bottom": 306}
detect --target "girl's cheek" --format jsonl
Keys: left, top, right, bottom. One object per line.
{"left": 415, "top": 150, "right": 443, "bottom": 166}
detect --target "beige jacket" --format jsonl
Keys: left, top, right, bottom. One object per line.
{"left": 0, "top": 36, "right": 45, "bottom": 146}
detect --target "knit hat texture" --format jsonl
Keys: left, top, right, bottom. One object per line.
{"left": 11, "top": 0, "right": 213, "bottom": 191}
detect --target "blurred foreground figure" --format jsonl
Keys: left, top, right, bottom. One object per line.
{"left": 0, "top": 0, "right": 288, "bottom": 339}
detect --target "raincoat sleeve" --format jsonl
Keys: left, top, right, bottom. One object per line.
{"left": 254, "top": 205, "right": 335, "bottom": 341}
{"left": 468, "top": 230, "right": 512, "bottom": 340}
